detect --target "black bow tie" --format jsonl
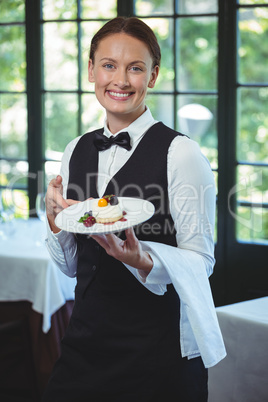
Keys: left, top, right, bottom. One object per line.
{"left": 93, "top": 131, "right": 132, "bottom": 151}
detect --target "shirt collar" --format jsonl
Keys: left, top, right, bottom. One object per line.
{"left": 103, "top": 107, "right": 157, "bottom": 144}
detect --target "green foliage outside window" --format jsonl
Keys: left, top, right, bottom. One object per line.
{"left": 0, "top": 0, "right": 267, "bottom": 240}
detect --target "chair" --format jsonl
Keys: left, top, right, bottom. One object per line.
{"left": 0, "top": 317, "right": 40, "bottom": 401}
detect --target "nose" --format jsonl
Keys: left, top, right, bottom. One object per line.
{"left": 114, "top": 68, "right": 129, "bottom": 88}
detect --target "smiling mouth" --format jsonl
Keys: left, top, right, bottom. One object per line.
{"left": 107, "top": 91, "right": 134, "bottom": 98}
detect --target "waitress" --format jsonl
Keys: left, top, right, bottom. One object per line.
{"left": 43, "top": 16, "right": 226, "bottom": 402}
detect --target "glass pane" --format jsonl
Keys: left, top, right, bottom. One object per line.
{"left": 238, "top": 8, "right": 268, "bottom": 83}
{"left": 236, "top": 165, "right": 268, "bottom": 204}
{"left": 0, "top": 0, "right": 25, "bottom": 23}
{"left": 42, "top": 0, "right": 77, "bottom": 20}
{"left": 81, "top": 94, "right": 105, "bottom": 133}
{"left": 143, "top": 18, "right": 174, "bottom": 91}
{"left": 0, "top": 94, "right": 27, "bottom": 159}
{"left": 0, "top": 25, "right": 26, "bottom": 91}
{"left": 0, "top": 160, "right": 28, "bottom": 187}
{"left": 134, "top": 0, "right": 173, "bottom": 15}
{"left": 177, "top": 95, "right": 218, "bottom": 169}
{"left": 81, "top": 21, "right": 105, "bottom": 91}
{"left": 43, "top": 22, "right": 78, "bottom": 90}
{"left": 178, "top": 0, "right": 218, "bottom": 14}
{"left": 237, "top": 87, "right": 268, "bottom": 163}
{"left": 13, "top": 189, "right": 29, "bottom": 219}
{"left": 81, "top": 0, "right": 117, "bottom": 19}
{"left": 239, "top": 0, "right": 268, "bottom": 4}
{"left": 44, "top": 93, "right": 78, "bottom": 155}
{"left": 146, "top": 94, "right": 174, "bottom": 128}
{"left": 234, "top": 165, "right": 268, "bottom": 242}
{"left": 177, "top": 17, "right": 217, "bottom": 91}
{"left": 0, "top": 189, "right": 28, "bottom": 220}
{"left": 236, "top": 206, "right": 268, "bottom": 243}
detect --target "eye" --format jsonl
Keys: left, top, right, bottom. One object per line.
{"left": 103, "top": 63, "right": 114, "bottom": 70}
{"left": 129, "top": 66, "right": 143, "bottom": 72}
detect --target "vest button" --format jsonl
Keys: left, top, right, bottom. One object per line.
{"left": 92, "top": 265, "right": 97, "bottom": 271}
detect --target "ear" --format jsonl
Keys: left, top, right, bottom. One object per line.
{"left": 148, "top": 65, "right": 159, "bottom": 89}
{"left": 88, "top": 59, "right": 95, "bottom": 83}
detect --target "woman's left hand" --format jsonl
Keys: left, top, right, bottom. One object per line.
{"left": 91, "top": 227, "right": 153, "bottom": 276}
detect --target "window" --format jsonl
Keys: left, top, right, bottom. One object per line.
{"left": 236, "top": 1, "right": 268, "bottom": 243}
{"left": 133, "top": 0, "right": 219, "bottom": 244}
{"left": 0, "top": 0, "right": 28, "bottom": 218}
{"left": 42, "top": 0, "right": 117, "bottom": 195}
{"left": 0, "top": 0, "right": 267, "bottom": 304}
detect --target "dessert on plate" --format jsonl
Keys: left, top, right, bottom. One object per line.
{"left": 78, "top": 195, "right": 125, "bottom": 227}
{"left": 92, "top": 195, "right": 123, "bottom": 223}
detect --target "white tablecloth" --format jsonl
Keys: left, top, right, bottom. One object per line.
{"left": 208, "top": 297, "right": 268, "bottom": 402}
{"left": 0, "top": 218, "right": 76, "bottom": 333}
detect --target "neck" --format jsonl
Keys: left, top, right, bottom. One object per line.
{"left": 106, "top": 108, "right": 146, "bottom": 134}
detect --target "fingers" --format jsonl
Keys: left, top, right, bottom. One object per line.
{"left": 125, "top": 227, "right": 139, "bottom": 247}
{"left": 91, "top": 234, "right": 111, "bottom": 250}
{"left": 46, "top": 176, "right": 69, "bottom": 217}
{"left": 105, "top": 233, "right": 124, "bottom": 248}
{"left": 49, "top": 175, "right": 63, "bottom": 190}
{"left": 45, "top": 175, "right": 92, "bottom": 233}
{"left": 92, "top": 229, "right": 136, "bottom": 256}
{"left": 92, "top": 227, "right": 152, "bottom": 272}
{"left": 66, "top": 199, "right": 81, "bottom": 206}
{"left": 125, "top": 227, "right": 135, "bottom": 240}
{"left": 47, "top": 188, "right": 68, "bottom": 210}
{"left": 91, "top": 233, "right": 124, "bottom": 257}
{"left": 91, "top": 229, "right": 152, "bottom": 272}
{"left": 55, "top": 175, "right": 62, "bottom": 185}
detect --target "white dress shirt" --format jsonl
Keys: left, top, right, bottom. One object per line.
{"left": 46, "top": 108, "right": 226, "bottom": 368}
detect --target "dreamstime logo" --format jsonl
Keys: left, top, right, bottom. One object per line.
{"left": 228, "top": 169, "right": 264, "bottom": 233}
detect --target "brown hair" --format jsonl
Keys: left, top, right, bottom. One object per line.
{"left": 89, "top": 17, "right": 161, "bottom": 68}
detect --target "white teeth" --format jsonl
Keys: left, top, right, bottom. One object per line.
{"left": 109, "top": 91, "right": 130, "bottom": 98}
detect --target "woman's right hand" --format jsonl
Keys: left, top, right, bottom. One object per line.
{"left": 45, "top": 175, "right": 78, "bottom": 233}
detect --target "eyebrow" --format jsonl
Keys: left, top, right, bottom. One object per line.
{"left": 99, "top": 57, "right": 146, "bottom": 66}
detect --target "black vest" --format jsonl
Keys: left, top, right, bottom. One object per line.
{"left": 67, "top": 122, "right": 183, "bottom": 296}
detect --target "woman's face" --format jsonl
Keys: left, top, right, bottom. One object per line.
{"left": 88, "top": 33, "right": 159, "bottom": 131}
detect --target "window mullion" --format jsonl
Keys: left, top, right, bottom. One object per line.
{"left": 211, "top": 0, "right": 238, "bottom": 305}
{"left": 77, "top": 0, "right": 82, "bottom": 137}
{"left": 117, "top": 0, "right": 134, "bottom": 17}
{"left": 26, "top": 0, "right": 44, "bottom": 214}
{"left": 217, "top": 0, "right": 237, "bottom": 247}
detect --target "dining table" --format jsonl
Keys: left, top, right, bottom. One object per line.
{"left": 0, "top": 217, "right": 76, "bottom": 397}
{"left": 208, "top": 297, "right": 268, "bottom": 402}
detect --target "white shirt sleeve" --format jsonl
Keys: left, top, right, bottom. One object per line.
{"left": 127, "top": 135, "right": 216, "bottom": 294}
{"left": 45, "top": 137, "right": 81, "bottom": 277}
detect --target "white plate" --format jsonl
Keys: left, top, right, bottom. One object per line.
{"left": 55, "top": 197, "right": 155, "bottom": 235}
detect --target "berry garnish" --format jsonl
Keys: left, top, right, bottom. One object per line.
{"left": 110, "top": 195, "right": 118, "bottom": 206}
{"left": 78, "top": 212, "right": 93, "bottom": 223}
{"left": 83, "top": 216, "right": 96, "bottom": 227}
{"left": 103, "top": 194, "right": 116, "bottom": 204}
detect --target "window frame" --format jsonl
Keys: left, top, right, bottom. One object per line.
{"left": 213, "top": 0, "right": 268, "bottom": 305}
{"left": 1, "top": 0, "right": 267, "bottom": 305}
